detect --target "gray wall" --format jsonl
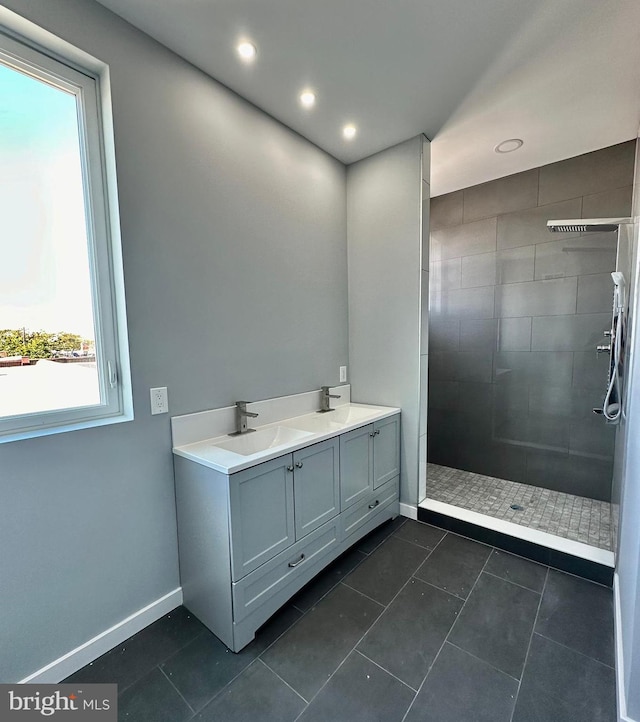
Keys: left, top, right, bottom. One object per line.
{"left": 616, "top": 137, "right": 640, "bottom": 722}
{"left": 428, "top": 141, "right": 635, "bottom": 501}
{"left": 347, "top": 136, "right": 423, "bottom": 505}
{"left": 0, "top": 0, "right": 348, "bottom": 682}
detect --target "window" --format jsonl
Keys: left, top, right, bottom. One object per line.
{"left": 0, "top": 10, "right": 132, "bottom": 442}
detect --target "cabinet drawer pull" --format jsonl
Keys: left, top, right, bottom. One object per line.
{"left": 369, "top": 432, "right": 376, "bottom": 437}
{"left": 375, "top": 429, "right": 381, "bottom": 435}
{"left": 295, "top": 461, "right": 303, "bottom": 468}
{"left": 368, "top": 499, "right": 380, "bottom": 509}
{"left": 288, "top": 553, "right": 306, "bottom": 568}
{"left": 286, "top": 465, "right": 294, "bottom": 472}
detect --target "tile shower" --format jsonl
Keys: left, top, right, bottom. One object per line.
{"left": 427, "top": 140, "right": 636, "bottom": 549}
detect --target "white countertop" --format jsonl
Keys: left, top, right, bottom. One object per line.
{"left": 172, "top": 402, "right": 400, "bottom": 474}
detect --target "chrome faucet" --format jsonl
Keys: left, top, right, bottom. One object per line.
{"left": 229, "top": 401, "right": 258, "bottom": 435}
{"left": 318, "top": 386, "right": 341, "bottom": 413}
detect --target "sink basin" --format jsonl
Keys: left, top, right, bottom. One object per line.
{"left": 327, "top": 405, "right": 381, "bottom": 424}
{"left": 284, "top": 415, "right": 345, "bottom": 433}
{"left": 212, "top": 426, "right": 313, "bottom": 456}
{"left": 284, "top": 404, "right": 383, "bottom": 433}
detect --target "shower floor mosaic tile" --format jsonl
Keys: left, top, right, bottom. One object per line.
{"left": 426, "top": 464, "right": 613, "bottom": 551}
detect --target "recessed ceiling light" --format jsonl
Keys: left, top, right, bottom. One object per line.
{"left": 495, "top": 138, "right": 523, "bottom": 153}
{"left": 300, "top": 91, "right": 316, "bottom": 108}
{"left": 237, "top": 41, "right": 257, "bottom": 62}
{"left": 343, "top": 124, "right": 357, "bottom": 140}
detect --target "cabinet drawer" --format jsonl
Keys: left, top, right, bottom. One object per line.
{"left": 232, "top": 518, "right": 339, "bottom": 623}
{"left": 340, "top": 476, "right": 399, "bottom": 542}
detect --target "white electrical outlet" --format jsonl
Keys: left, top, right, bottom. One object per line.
{"left": 150, "top": 387, "right": 168, "bottom": 415}
{"left": 339, "top": 366, "right": 347, "bottom": 383}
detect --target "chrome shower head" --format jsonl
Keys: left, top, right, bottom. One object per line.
{"left": 550, "top": 222, "right": 617, "bottom": 233}
{"left": 547, "top": 217, "right": 632, "bottom": 233}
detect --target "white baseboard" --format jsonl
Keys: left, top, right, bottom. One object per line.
{"left": 399, "top": 503, "right": 418, "bottom": 520}
{"left": 19, "top": 587, "right": 183, "bottom": 684}
{"left": 614, "top": 574, "right": 636, "bottom": 722}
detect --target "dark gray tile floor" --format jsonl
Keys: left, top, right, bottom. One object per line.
{"left": 65, "top": 517, "right": 617, "bottom": 722}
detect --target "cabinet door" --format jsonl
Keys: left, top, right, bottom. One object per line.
{"left": 293, "top": 437, "right": 340, "bottom": 540}
{"left": 229, "top": 454, "right": 295, "bottom": 580}
{"left": 373, "top": 414, "right": 400, "bottom": 489}
{"left": 340, "top": 424, "right": 374, "bottom": 510}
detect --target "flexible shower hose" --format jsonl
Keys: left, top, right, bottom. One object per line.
{"left": 603, "top": 311, "right": 623, "bottom": 422}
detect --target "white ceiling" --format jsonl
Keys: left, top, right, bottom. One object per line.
{"left": 95, "top": 0, "right": 640, "bottom": 196}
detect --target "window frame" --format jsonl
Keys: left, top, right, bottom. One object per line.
{"left": 0, "top": 8, "right": 133, "bottom": 443}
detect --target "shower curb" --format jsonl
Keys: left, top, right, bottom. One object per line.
{"left": 418, "top": 506, "right": 614, "bottom": 586}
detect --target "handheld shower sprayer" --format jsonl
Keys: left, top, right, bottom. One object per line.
{"left": 602, "top": 271, "right": 626, "bottom": 423}
{"left": 611, "top": 271, "right": 625, "bottom": 311}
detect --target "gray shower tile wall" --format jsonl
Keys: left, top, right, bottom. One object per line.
{"left": 581, "top": 185, "right": 633, "bottom": 218}
{"left": 497, "top": 246, "right": 535, "bottom": 284}
{"left": 496, "top": 199, "right": 581, "bottom": 249}
{"left": 431, "top": 217, "right": 496, "bottom": 261}
{"left": 530, "top": 314, "right": 611, "bottom": 351}
{"left": 537, "top": 143, "right": 635, "bottom": 205}
{"left": 427, "top": 140, "right": 636, "bottom": 502}
{"left": 494, "top": 277, "right": 577, "bottom": 317}
{"left": 462, "top": 168, "right": 539, "bottom": 222}
{"left": 577, "top": 274, "right": 617, "bottom": 314}
{"left": 534, "top": 232, "right": 618, "bottom": 280}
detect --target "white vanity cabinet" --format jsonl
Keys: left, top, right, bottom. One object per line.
{"left": 340, "top": 414, "right": 401, "bottom": 509}
{"left": 229, "top": 437, "right": 340, "bottom": 580}
{"left": 174, "top": 412, "right": 400, "bottom": 652}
